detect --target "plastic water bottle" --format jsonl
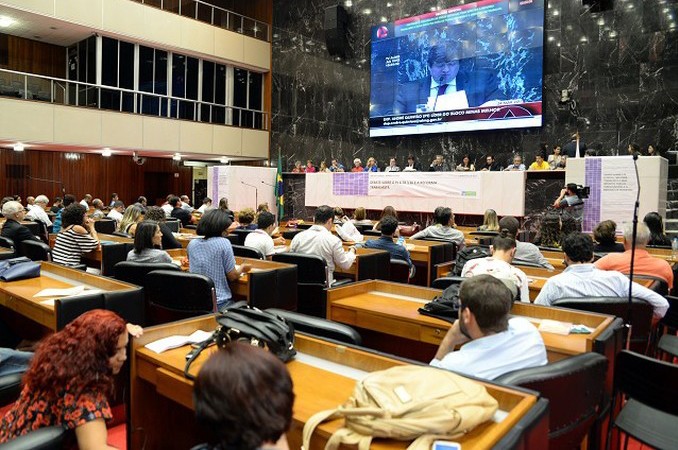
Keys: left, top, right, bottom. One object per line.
{"left": 672, "top": 237, "right": 678, "bottom": 260}
{"left": 397, "top": 236, "right": 405, "bottom": 246}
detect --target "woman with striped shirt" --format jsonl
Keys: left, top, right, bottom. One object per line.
{"left": 52, "top": 204, "right": 100, "bottom": 267}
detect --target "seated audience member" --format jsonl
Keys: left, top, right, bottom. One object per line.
{"left": 503, "top": 155, "right": 525, "bottom": 171}
{"left": 595, "top": 223, "right": 674, "bottom": 287}
{"left": 118, "top": 205, "right": 143, "bottom": 236}
{"left": 244, "top": 211, "right": 286, "bottom": 259}
{"left": 107, "top": 201, "right": 125, "bottom": 223}
{"left": 0, "top": 201, "right": 40, "bottom": 251}
{"left": 218, "top": 197, "right": 235, "bottom": 222}
{"left": 627, "top": 143, "right": 641, "bottom": 156}
{"left": 536, "top": 233, "right": 669, "bottom": 319}
{"left": 329, "top": 159, "right": 345, "bottom": 172}
{"left": 644, "top": 211, "right": 671, "bottom": 246}
{"left": 593, "top": 220, "right": 624, "bottom": 253}
{"left": 403, "top": 154, "right": 421, "bottom": 171}
{"left": 456, "top": 154, "right": 475, "bottom": 171}
{"left": 429, "top": 154, "right": 446, "bottom": 172}
{"left": 372, "top": 205, "right": 398, "bottom": 232}
{"left": 188, "top": 209, "right": 250, "bottom": 310}
{"left": 237, "top": 208, "right": 257, "bottom": 230}
{"left": 291, "top": 161, "right": 304, "bottom": 173}
{"left": 478, "top": 209, "right": 500, "bottom": 232}
{"left": 193, "top": 343, "right": 294, "bottom": 450}
{"left": 145, "top": 206, "right": 182, "bottom": 249}
{"left": 364, "top": 157, "right": 379, "bottom": 172}
{"left": 52, "top": 204, "right": 100, "bottom": 267}
{"left": 430, "top": 275, "right": 547, "bottom": 380}
{"left": 90, "top": 199, "right": 106, "bottom": 219}
{"left": 170, "top": 196, "right": 191, "bottom": 227}
{"left": 351, "top": 207, "right": 373, "bottom": 226}
{"left": 161, "top": 194, "right": 174, "bottom": 218}
{"left": 0, "top": 310, "right": 142, "bottom": 448}
{"left": 25, "top": 196, "right": 35, "bottom": 211}
{"left": 356, "top": 216, "right": 412, "bottom": 267}
{"left": 197, "top": 197, "right": 213, "bottom": 214}
{"left": 109, "top": 193, "right": 119, "bottom": 207}
{"left": 548, "top": 145, "right": 566, "bottom": 170}
{"left": 384, "top": 157, "right": 400, "bottom": 172}
{"left": 50, "top": 197, "right": 63, "bottom": 214}
{"left": 79, "top": 194, "right": 92, "bottom": 209}
{"left": 126, "top": 221, "right": 172, "bottom": 263}
{"left": 25, "top": 194, "right": 52, "bottom": 227}
{"left": 479, "top": 155, "right": 501, "bottom": 171}
{"left": 52, "top": 194, "right": 76, "bottom": 233}
{"left": 134, "top": 196, "right": 148, "bottom": 213}
{"left": 528, "top": 154, "right": 550, "bottom": 170}
{"left": 257, "top": 203, "right": 270, "bottom": 214}
{"left": 333, "top": 207, "right": 345, "bottom": 224}
{"left": 290, "top": 205, "right": 356, "bottom": 283}
{"left": 410, "top": 207, "right": 464, "bottom": 247}
{"left": 305, "top": 160, "right": 316, "bottom": 173}
{"left": 461, "top": 230, "right": 530, "bottom": 302}
{"left": 180, "top": 195, "right": 194, "bottom": 213}
{"left": 499, "top": 216, "right": 554, "bottom": 270}
{"left": 351, "top": 158, "right": 364, "bottom": 172}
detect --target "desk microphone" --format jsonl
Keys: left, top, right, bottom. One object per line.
{"left": 431, "top": 75, "right": 446, "bottom": 112}
{"left": 241, "top": 181, "right": 258, "bottom": 207}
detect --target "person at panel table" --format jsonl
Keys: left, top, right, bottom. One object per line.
{"left": 305, "top": 160, "right": 317, "bottom": 173}
{"left": 548, "top": 145, "right": 566, "bottom": 170}
{"left": 394, "top": 42, "right": 504, "bottom": 115}
{"left": 503, "top": 154, "right": 525, "bottom": 171}
{"left": 364, "top": 157, "right": 379, "bottom": 172}
{"left": 528, "top": 153, "right": 550, "bottom": 170}
{"left": 429, "top": 154, "right": 448, "bottom": 172}
{"left": 403, "top": 154, "right": 422, "bottom": 171}
{"left": 329, "top": 159, "right": 345, "bottom": 172}
{"left": 479, "top": 155, "right": 501, "bottom": 171}
{"left": 351, "top": 158, "right": 364, "bottom": 172}
{"left": 0, "top": 310, "right": 143, "bottom": 449}
{"left": 318, "top": 161, "right": 330, "bottom": 172}
{"left": 384, "top": 157, "right": 400, "bottom": 172}
{"left": 291, "top": 161, "right": 304, "bottom": 173}
{"left": 455, "top": 154, "right": 475, "bottom": 171}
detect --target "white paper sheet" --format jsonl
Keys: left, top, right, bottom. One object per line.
{"left": 144, "top": 330, "right": 214, "bottom": 354}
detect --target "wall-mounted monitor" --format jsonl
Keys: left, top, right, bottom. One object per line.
{"left": 369, "top": 0, "right": 544, "bottom": 137}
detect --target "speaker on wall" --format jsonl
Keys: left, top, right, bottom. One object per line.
{"left": 324, "top": 5, "right": 351, "bottom": 58}
{"left": 582, "top": 0, "right": 614, "bottom": 13}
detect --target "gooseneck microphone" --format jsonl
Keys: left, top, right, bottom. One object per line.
{"left": 241, "top": 181, "right": 258, "bottom": 208}
{"left": 625, "top": 153, "right": 640, "bottom": 349}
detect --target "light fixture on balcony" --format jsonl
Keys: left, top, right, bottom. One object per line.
{"left": 65, "top": 153, "right": 80, "bottom": 161}
{"left": 13, "top": 143, "right": 24, "bottom": 152}
{"left": 101, "top": 148, "right": 112, "bottom": 157}
{"left": 220, "top": 156, "right": 229, "bottom": 164}
{"left": 172, "top": 153, "right": 182, "bottom": 161}
{"left": 0, "top": 17, "right": 15, "bottom": 28}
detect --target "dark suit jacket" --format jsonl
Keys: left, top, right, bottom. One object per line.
{"left": 563, "top": 140, "right": 586, "bottom": 158}
{"left": 171, "top": 207, "right": 191, "bottom": 228}
{"left": 0, "top": 219, "right": 39, "bottom": 254}
{"left": 394, "top": 67, "right": 504, "bottom": 115}
{"left": 159, "top": 222, "right": 182, "bottom": 249}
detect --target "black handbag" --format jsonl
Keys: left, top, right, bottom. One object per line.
{"left": 184, "top": 304, "right": 296, "bottom": 379}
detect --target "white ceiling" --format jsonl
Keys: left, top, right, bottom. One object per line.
{"left": 0, "top": 6, "right": 92, "bottom": 46}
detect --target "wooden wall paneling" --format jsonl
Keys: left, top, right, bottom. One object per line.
{"left": 0, "top": 33, "right": 66, "bottom": 78}
{"left": 0, "top": 149, "right": 192, "bottom": 206}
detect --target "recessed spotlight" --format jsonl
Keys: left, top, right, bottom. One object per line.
{"left": 172, "top": 153, "right": 182, "bottom": 161}
{"left": 0, "top": 16, "right": 15, "bottom": 28}
{"left": 101, "top": 148, "right": 112, "bottom": 157}
{"left": 13, "top": 143, "right": 24, "bottom": 152}
{"left": 220, "top": 156, "right": 229, "bottom": 164}
{"left": 362, "top": 8, "right": 372, "bottom": 15}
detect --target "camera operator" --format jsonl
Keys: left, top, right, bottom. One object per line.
{"left": 553, "top": 183, "right": 585, "bottom": 232}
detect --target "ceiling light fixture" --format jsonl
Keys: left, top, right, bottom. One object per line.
{"left": 220, "top": 156, "right": 229, "bottom": 164}
{"left": 172, "top": 153, "right": 182, "bottom": 161}
{"left": 13, "top": 143, "right": 24, "bottom": 152}
{"left": 101, "top": 148, "right": 112, "bottom": 157}
{"left": 0, "top": 17, "right": 15, "bottom": 28}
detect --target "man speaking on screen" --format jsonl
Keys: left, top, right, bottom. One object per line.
{"left": 393, "top": 42, "right": 504, "bottom": 115}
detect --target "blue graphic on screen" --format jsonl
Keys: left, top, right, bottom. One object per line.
{"left": 369, "top": 0, "right": 544, "bottom": 137}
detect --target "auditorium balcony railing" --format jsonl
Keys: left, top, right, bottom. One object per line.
{"left": 0, "top": 68, "right": 268, "bottom": 131}
{"left": 129, "top": 0, "right": 269, "bottom": 42}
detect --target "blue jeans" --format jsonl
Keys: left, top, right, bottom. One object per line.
{"left": 0, "top": 348, "right": 33, "bottom": 377}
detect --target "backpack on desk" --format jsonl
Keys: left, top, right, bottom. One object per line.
{"left": 451, "top": 246, "right": 491, "bottom": 276}
{"left": 301, "top": 365, "right": 498, "bottom": 450}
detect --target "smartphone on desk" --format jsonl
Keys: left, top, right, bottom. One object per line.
{"left": 431, "top": 441, "right": 461, "bottom": 450}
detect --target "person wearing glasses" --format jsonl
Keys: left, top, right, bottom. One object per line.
{"left": 0, "top": 201, "right": 40, "bottom": 254}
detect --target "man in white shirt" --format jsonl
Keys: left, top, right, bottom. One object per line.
{"left": 499, "top": 216, "right": 554, "bottom": 270}
{"left": 197, "top": 197, "right": 212, "bottom": 214}
{"left": 535, "top": 233, "right": 668, "bottom": 319}
{"left": 25, "top": 195, "right": 52, "bottom": 227}
{"left": 461, "top": 230, "right": 530, "bottom": 303}
{"left": 430, "top": 275, "right": 547, "bottom": 380}
{"left": 244, "top": 211, "right": 286, "bottom": 259}
{"left": 180, "top": 195, "right": 194, "bottom": 213}
{"left": 79, "top": 194, "right": 92, "bottom": 209}
{"left": 290, "top": 205, "right": 356, "bottom": 284}
{"left": 107, "top": 201, "right": 125, "bottom": 223}
{"left": 90, "top": 199, "right": 106, "bottom": 219}
{"left": 25, "top": 196, "right": 35, "bottom": 211}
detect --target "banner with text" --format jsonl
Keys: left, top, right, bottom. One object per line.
{"left": 367, "top": 172, "right": 481, "bottom": 198}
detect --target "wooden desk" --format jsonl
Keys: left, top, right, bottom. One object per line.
{"left": 131, "top": 315, "right": 545, "bottom": 450}
{"left": 326, "top": 280, "right": 615, "bottom": 363}
{"left": 174, "top": 232, "right": 201, "bottom": 248}
{"left": 0, "top": 262, "right": 138, "bottom": 330}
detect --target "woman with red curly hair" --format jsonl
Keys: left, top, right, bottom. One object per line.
{"left": 0, "top": 310, "right": 141, "bottom": 449}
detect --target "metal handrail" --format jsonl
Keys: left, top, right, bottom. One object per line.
{"left": 0, "top": 68, "right": 268, "bottom": 130}
{"left": 131, "top": 0, "right": 269, "bottom": 42}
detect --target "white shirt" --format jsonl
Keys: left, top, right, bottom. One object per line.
{"left": 461, "top": 257, "right": 530, "bottom": 303}
{"left": 25, "top": 206, "right": 52, "bottom": 227}
{"left": 290, "top": 225, "right": 356, "bottom": 283}
{"left": 197, "top": 204, "right": 212, "bottom": 214}
{"left": 430, "top": 318, "right": 548, "bottom": 380}
{"left": 430, "top": 77, "right": 457, "bottom": 97}
{"left": 181, "top": 202, "right": 194, "bottom": 213}
{"left": 79, "top": 199, "right": 89, "bottom": 209}
{"left": 244, "top": 229, "right": 276, "bottom": 257}
{"left": 161, "top": 204, "right": 173, "bottom": 218}
{"left": 107, "top": 209, "right": 123, "bottom": 223}
{"left": 535, "top": 264, "right": 669, "bottom": 319}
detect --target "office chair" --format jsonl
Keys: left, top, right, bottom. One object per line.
{"left": 606, "top": 350, "right": 678, "bottom": 450}
{"left": 431, "top": 276, "right": 466, "bottom": 290}
{"left": 144, "top": 270, "right": 217, "bottom": 325}
{"left": 20, "top": 240, "right": 52, "bottom": 262}
{"left": 93, "top": 219, "right": 116, "bottom": 234}
{"left": 164, "top": 220, "right": 181, "bottom": 233}
{"left": 0, "top": 426, "right": 66, "bottom": 450}
{"left": 55, "top": 288, "right": 145, "bottom": 330}
{"left": 389, "top": 259, "right": 412, "bottom": 284}
{"left": 656, "top": 295, "right": 678, "bottom": 359}
{"left": 0, "top": 237, "right": 16, "bottom": 260}
{"left": 248, "top": 266, "right": 298, "bottom": 311}
{"left": 231, "top": 244, "right": 265, "bottom": 260}
{"left": 267, "top": 308, "right": 362, "bottom": 345}
{"left": 225, "top": 234, "right": 239, "bottom": 246}
{"left": 111, "top": 231, "right": 132, "bottom": 238}
{"left": 281, "top": 229, "right": 302, "bottom": 240}
{"left": 101, "top": 242, "right": 133, "bottom": 277}
{"left": 230, "top": 229, "right": 254, "bottom": 245}
{"left": 497, "top": 352, "right": 608, "bottom": 450}
{"left": 114, "top": 261, "right": 181, "bottom": 287}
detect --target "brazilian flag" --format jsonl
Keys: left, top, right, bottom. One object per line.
{"left": 275, "top": 150, "right": 284, "bottom": 220}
